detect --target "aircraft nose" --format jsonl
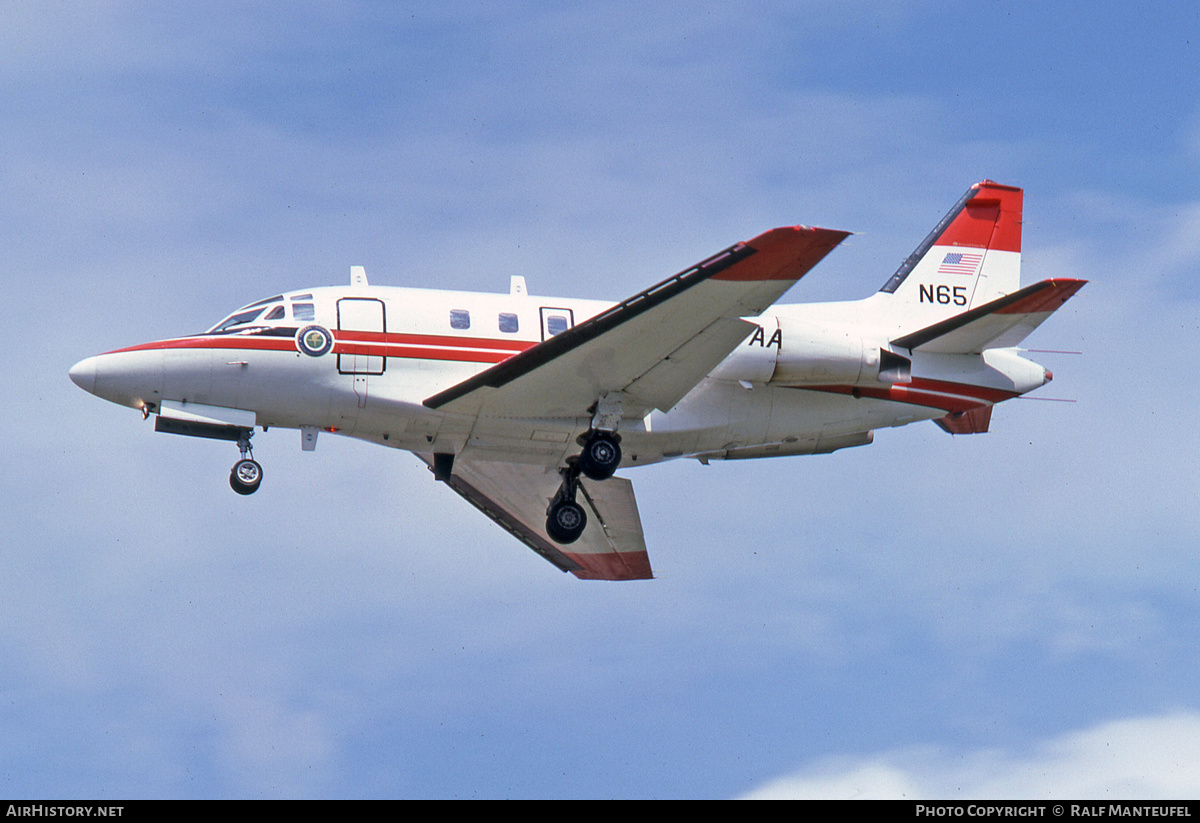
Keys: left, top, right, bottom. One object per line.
{"left": 69, "top": 356, "right": 98, "bottom": 394}
{"left": 69, "top": 348, "right": 166, "bottom": 410}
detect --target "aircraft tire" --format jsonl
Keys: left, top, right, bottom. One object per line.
{"left": 229, "top": 459, "right": 263, "bottom": 495}
{"left": 546, "top": 500, "right": 587, "bottom": 544}
{"left": 578, "top": 433, "right": 621, "bottom": 481}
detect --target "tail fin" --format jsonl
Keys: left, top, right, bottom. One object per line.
{"left": 878, "top": 181, "right": 1023, "bottom": 330}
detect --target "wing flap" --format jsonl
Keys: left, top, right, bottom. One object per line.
{"left": 425, "top": 226, "right": 849, "bottom": 418}
{"left": 892, "top": 278, "right": 1086, "bottom": 354}
{"left": 423, "top": 457, "right": 652, "bottom": 580}
{"left": 621, "top": 317, "right": 757, "bottom": 412}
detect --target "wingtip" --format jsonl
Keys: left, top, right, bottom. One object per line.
{"left": 714, "top": 225, "right": 850, "bottom": 282}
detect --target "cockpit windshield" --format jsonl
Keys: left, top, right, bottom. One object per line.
{"left": 210, "top": 307, "right": 268, "bottom": 333}
{"left": 205, "top": 294, "right": 315, "bottom": 334}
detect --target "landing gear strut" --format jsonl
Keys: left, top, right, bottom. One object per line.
{"left": 546, "top": 464, "right": 587, "bottom": 544}
{"left": 544, "top": 429, "right": 622, "bottom": 543}
{"left": 229, "top": 429, "right": 263, "bottom": 495}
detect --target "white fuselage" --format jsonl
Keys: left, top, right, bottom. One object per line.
{"left": 69, "top": 282, "right": 1050, "bottom": 470}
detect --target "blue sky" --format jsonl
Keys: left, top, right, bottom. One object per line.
{"left": 5, "top": 1, "right": 1200, "bottom": 799}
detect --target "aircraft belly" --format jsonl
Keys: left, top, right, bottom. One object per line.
{"left": 777, "top": 385, "right": 943, "bottom": 431}
{"left": 633, "top": 380, "right": 939, "bottom": 462}
{"left": 458, "top": 416, "right": 589, "bottom": 467}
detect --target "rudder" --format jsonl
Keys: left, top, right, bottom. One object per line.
{"left": 878, "top": 181, "right": 1023, "bottom": 329}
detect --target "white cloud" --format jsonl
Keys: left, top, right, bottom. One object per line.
{"left": 741, "top": 712, "right": 1200, "bottom": 799}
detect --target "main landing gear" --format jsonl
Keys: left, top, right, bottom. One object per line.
{"left": 577, "top": 430, "right": 621, "bottom": 481}
{"left": 544, "top": 431, "right": 621, "bottom": 544}
{"left": 546, "top": 465, "right": 587, "bottom": 544}
{"left": 229, "top": 429, "right": 263, "bottom": 495}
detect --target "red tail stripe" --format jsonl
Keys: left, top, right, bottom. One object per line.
{"left": 937, "top": 182, "right": 1022, "bottom": 253}
{"left": 800, "top": 377, "right": 1018, "bottom": 413}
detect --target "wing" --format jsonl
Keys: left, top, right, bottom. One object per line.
{"left": 424, "top": 226, "right": 850, "bottom": 419}
{"left": 892, "top": 278, "right": 1087, "bottom": 354}
{"left": 422, "top": 456, "right": 652, "bottom": 581}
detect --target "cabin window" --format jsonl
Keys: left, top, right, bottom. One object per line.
{"left": 450, "top": 309, "right": 471, "bottom": 330}
{"left": 292, "top": 303, "right": 315, "bottom": 321}
{"left": 498, "top": 312, "right": 519, "bottom": 333}
{"left": 263, "top": 305, "right": 286, "bottom": 321}
{"left": 546, "top": 314, "right": 569, "bottom": 337}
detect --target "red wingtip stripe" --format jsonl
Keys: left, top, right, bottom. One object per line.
{"left": 712, "top": 226, "right": 850, "bottom": 282}
{"left": 564, "top": 550, "right": 654, "bottom": 581}
{"left": 994, "top": 278, "right": 1087, "bottom": 315}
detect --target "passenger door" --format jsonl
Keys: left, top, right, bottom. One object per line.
{"left": 337, "top": 298, "right": 385, "bottom": 408}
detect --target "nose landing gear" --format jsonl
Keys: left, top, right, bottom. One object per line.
{"left": 229, "top": 429, "right": 263, "bottom": 495}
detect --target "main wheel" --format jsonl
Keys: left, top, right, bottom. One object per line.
{"left": 546, "top": 500, "right": 587, "bottom": 544}
{"left": 230, "top": 458, "right": 263, "bottom": 495}
{"left": 578, "top": 433, "right": 621, "bottom": 481}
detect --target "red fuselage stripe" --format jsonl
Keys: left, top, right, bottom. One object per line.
{"left": 334, "top": 330, "right": 531, "bottom": 351}
{"left": 108, "top": 331, "right": 538, "bottom": 363}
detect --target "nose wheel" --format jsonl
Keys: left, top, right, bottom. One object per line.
{"left": 230, "top": 458, "right": 263, "bottom": 495}
{"left": 229, "top": 430, "right": 263, "bottom": 495}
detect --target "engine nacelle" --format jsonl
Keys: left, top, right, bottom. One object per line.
{"left": 768, "top": 317, "right": 907, "bottom": 387}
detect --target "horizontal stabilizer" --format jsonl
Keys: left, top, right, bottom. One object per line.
{"left": 892, "top": 278, "right": 1086, "bottom": 354}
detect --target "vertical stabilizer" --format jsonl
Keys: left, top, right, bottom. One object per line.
{"left": 877, "top": 181, "right": 1022, "bottom": 329}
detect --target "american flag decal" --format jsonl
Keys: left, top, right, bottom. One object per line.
{"left": 937, "top": 252, "right": 983, "bottom": 275}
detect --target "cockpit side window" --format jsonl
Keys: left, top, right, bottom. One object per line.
{"left": 263, "top": 305, "right": 286, "bottom": 321}
{"left": 292, "top": 303, "right": 315, "bottom": 321}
